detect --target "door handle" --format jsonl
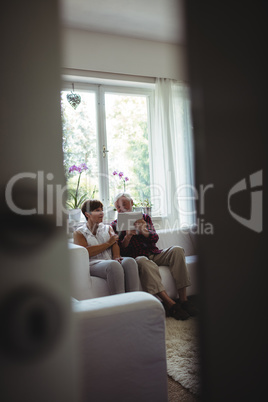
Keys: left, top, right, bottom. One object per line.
{"left": 103, "top": 145, "right": 109, "bottom": 158}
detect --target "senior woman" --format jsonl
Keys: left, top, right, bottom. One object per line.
{"left": 73, "top": 199, "right": 140, "bottom": 295}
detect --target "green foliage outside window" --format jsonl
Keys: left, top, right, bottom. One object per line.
{"left": 61, "top": 89, "right": 152, "bottom": 209}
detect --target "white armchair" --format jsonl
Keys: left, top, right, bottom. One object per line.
{"left": 72, "top": 292, "right": 168, "bottom": 402}
{"left": 69, "top": 243, "right": 111, "bottom": 300}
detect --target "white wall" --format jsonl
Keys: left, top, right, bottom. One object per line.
{"left": 61, "top": 28, "right": 188, "bottom": 81}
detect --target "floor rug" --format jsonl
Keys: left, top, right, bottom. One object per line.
{"left": 165, "top": 317, "right": 201, "bottom": 396}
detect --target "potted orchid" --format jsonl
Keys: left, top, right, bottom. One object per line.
{"left": 67, "top": 163, "right": 89, "bottom": 221}
{"left": 112, "top": 170, "right": 129, "bottom": 192}
{"left": 110, "top": 170, "right": 130, "bottom": 219}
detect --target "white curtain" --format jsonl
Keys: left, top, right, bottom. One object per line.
{"left": 149, "top": 78, "right": 196, "bottom": 229}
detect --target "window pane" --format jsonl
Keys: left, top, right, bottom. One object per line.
{"left": 105, "top": 93, "right": 151, "bottom": 207}
{"left": 61, "top": 91, "right": 99, "bottom": 204}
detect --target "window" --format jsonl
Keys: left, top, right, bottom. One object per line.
{"left": 61, "top": 81, "right": 154, "bottom": 212}
{"left": 105, "top": 92, "right": 151, "bottom": 204}
{"left": 61, "top": 77, "right": 195, "bottom": 229}
{"left": 61, "top": 89, "right": 99, "bottom": 200}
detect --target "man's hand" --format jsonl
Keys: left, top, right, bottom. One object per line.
{"left": 134, "top": 219, "right": 149, "bottom": 237}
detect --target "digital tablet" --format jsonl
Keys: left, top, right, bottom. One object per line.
{"left": 116, "top": 212, "right": 143, "bottom": 231}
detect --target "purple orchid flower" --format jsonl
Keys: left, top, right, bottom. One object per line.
{"left": 69, "top": 163, "right": 88, "bottom": 173}
{"left": 79, "top": 163, "right": 89, "bottom": 171}
{"left": 112, "top": 170, "right": 129, "bottom": 191}
{"left": 69, "top": 165, "right": 79, "bottom": 173}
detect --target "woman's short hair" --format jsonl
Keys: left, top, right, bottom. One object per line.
{"left": 81, "top": 199, "right": 103, "bottom": 220}
{"left": 113, "top": 192, "right": 132, "bottom": 205}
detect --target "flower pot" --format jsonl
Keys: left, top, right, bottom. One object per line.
{"left": 105, "top": 207, "right": 116, "bottom": 222}
{"left": 133, "top": 207, "right": 143, "bottom": 213}
{"left": 69, "top": 208, "right": 81, "bottom": 222}
{"left": 143, "top": 207, "right": 152, "bottom": 216}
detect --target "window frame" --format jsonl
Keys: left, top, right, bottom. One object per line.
{"left": 61, "top": 78, "right": 155, "bottom": 210}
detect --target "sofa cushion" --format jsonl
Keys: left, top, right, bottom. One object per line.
{"left": 157, "top": 229, "right": 196, "bottom": 256}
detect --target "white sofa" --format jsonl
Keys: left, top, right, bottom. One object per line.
{"left": 72, "top": 292, "right": 168, "bottom": 402}
{"left": 68, "top": 228, "right": 198, "bottom": 301}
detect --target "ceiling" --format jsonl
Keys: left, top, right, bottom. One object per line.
{"left": 59, "top": 0, "right": 186, "bottom": 44}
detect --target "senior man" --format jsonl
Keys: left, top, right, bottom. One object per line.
{"left": 110, "top": 192, "right": 197, "bottom": 320}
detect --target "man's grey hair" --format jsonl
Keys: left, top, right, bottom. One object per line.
{"left": 114, "top": 192, "right": 133, "bottom": 204}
